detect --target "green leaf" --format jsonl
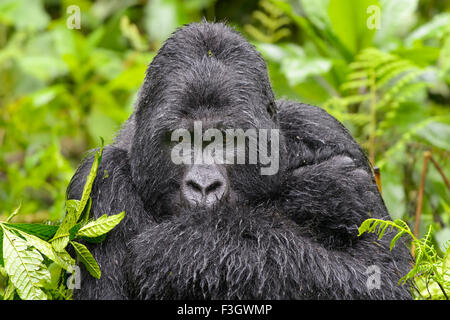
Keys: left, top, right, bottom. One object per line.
{"left": 281, "top": 56, "right": 332, "bottom": 86}
{"left": 6, "top": 203, "right": 21, "bottom": 222}
{"left": 4, "top": 278, "right": 15, "bottom": 300}
{"left": 76, "top": 211, "right": 125, "bottom": 239}
{"left": 0, "top": 0, "right": 50, "bottom": 30}
{"left": 70, "top": 241, "right": 101, "bottom": 279}
{"left": 1, "top": 226, "right": 49, "bottom": 300}
{"left": 390, "top": 230, "right": 406, "bottom": 250}
{"left": 416, "top": 121, "right": 450, "bottom": 150}
{"left": 328, "top": 0, "right": 378, "bottom": 54}
{"left": 374, "top": 0, "right": 419, "bottom": 45}
{"left": 405, "top": 12, "right": 450, "bottom": 45}
{"left": 19, "top": 230, "right": 74, "bottom": 271}
{"left": 51, "top": 144, "right": 103, "bottom": 252}
{"left": 4, "top": 223, "right": 59, "bottom": 241}
{"left": 50, "top": 207, "right": 77, "bottom": 252}
{"left": 76, "top": 146, "right": 103, "bottom": 219}
{"left": 144, "top": 0, "right": 180, "bottom": 45}
{"left": 0, "top": 228, "right": 3, "bottom": 267}
{"left": 65, "top": 199, "right": 80, "bottom": 216}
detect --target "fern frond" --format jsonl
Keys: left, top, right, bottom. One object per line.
{"left": 323, "top": 47, "right": 431, "bottom": 162}
{"left": 244, "top": 0, "right": 291, "bottom": 43}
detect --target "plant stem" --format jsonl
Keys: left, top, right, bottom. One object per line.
{"left": 429, "top": 156, "right": 450, "bottom": 190}
{"left": 411, "top": 151, "right": 431, "bottom": 256}
{"left": 369, "top": 68, "right": 376, "bottom": 165}
{"left": 374, "top": 166, "right": 382, "bottom": 195}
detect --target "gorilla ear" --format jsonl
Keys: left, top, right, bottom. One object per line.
{"left": 266, "top": 102, "right": 277, "bottom": 119}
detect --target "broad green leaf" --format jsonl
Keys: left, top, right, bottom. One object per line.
{"left": 1, "top": 226, "right": 49, "bottom": 300}
{"left": 19, "top": 231, "right": 73, "bottom": 271}
{"left": 0, "top": 0, "right": 50, "bottom": 30}
{"left": 300, "top": 0, "right": 331, "bottom": 30}
{"left": 281, "top": 56, "right": 332, "bottom": 86}
{"left": 4, "top": 223, "right": 58, "bottom": 241}
{"left": 76, "top": 211, "right": 125, "bottom": 239}
{"left": 375, "top": 0, "right": 419, "bottom": 46}
{"left": 70, "top": 241, "right": 101, "bottom": 279}
{"left": 415, "top": 121, "right": 450, "bottom": 150}
{"left": 144, "top": 0, "right": 179, "bottom": 45}
{"left": 405, "top": 12, "right": 450, "bottom": 45}
{"left": 328, "top": 0, "right": 378, "bottom": 55}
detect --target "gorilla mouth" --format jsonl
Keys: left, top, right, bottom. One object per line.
{"left": 128, "top": 204, "right": 312, "bottom": 299}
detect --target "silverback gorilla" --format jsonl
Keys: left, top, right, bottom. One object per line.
{"left": 67, "top": 22, "right": 412, "bottom": 299}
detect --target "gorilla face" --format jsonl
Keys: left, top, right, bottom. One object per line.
{"left": 135, "top": 89, "right": 286, "bottom": 220}
{"left": 130, "top": 39, "right": 286, "bottom": 219}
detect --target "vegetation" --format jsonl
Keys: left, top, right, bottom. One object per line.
{"left": 0, "top": 143, "right": 125, "bottom": 299}
{"left": 0, "top": 0, "right": 448, "bottom": 299}
{"left": 359, "top": 219, "right": 449, "bottom": 299}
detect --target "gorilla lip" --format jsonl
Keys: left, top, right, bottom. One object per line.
{"left": 170, "top": 120, "right": 280, "bottom": 175}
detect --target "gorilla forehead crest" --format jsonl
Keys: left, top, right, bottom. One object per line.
{"left": 137, "top": 22, "right": 276, "bottom": 116}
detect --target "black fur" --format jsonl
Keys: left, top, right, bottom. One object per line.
{"left": 67, "top": 22, "right": 412, "bottom": 299}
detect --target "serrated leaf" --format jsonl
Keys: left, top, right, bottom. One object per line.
{"left": 70, "top": 241, "right": 101, "bottom": 279}
{"left": 1, "top": 226, "right": 49, "bottom": 300}
{"left": 390, "top": 231, "right": 406, "bottom": 250}
{"left": 341, "top": 79, "right": 372, "bottom": 91}
{"left": 76, "top": 211, "right": 125, "bottom": 239}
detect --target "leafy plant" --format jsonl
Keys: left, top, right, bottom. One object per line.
{"left": 0, "top": 143, "right": 125, "bottom": 300}
{"left": 359, "top": 218, "right": 450, "bottom": 300}
{"left": 244, "top": 0, "right": 291, "bottom": 43}
{"left": 323, "top": 47, "right": 430, "bottom": 163}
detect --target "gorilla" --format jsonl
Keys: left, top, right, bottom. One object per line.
{"left": 67, "top": 22, "right": 412, "bottom": 299}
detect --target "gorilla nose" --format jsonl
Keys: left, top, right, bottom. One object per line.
{"left": 181, "top": 165, "right": 228, "bottom": 207}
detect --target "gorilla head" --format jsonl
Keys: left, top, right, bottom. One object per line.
{"left": 127, "top": 22, "right": 286, "bottom": 220}
{"left": 69, "top": 21, "right": 412, "bottom": 300}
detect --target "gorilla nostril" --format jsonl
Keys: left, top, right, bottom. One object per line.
{"left": 205, "top": 181, "right": 222, "bottom": 194}
{"left": 186, "top": 180, "right": 203, "bottom": 194}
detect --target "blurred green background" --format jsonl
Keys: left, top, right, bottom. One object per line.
{"left": 0, "top": 0, "right": 449, "bottom": 251}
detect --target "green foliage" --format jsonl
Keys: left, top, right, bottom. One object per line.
{"left": 244, "top": 0, "right": 291, "bottom": 43}
{"left": 359, "top": 218, "right": 450, "bottom": 299}
{"left": 0, "top": 145, "right": 125, "bottom": 300}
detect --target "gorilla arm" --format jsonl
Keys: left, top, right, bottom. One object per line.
{"left": 67, "top": 146, "right": 149, "bottom": 299}
{"left": 276, "top": 100, "right": 412, "bottom": 298}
